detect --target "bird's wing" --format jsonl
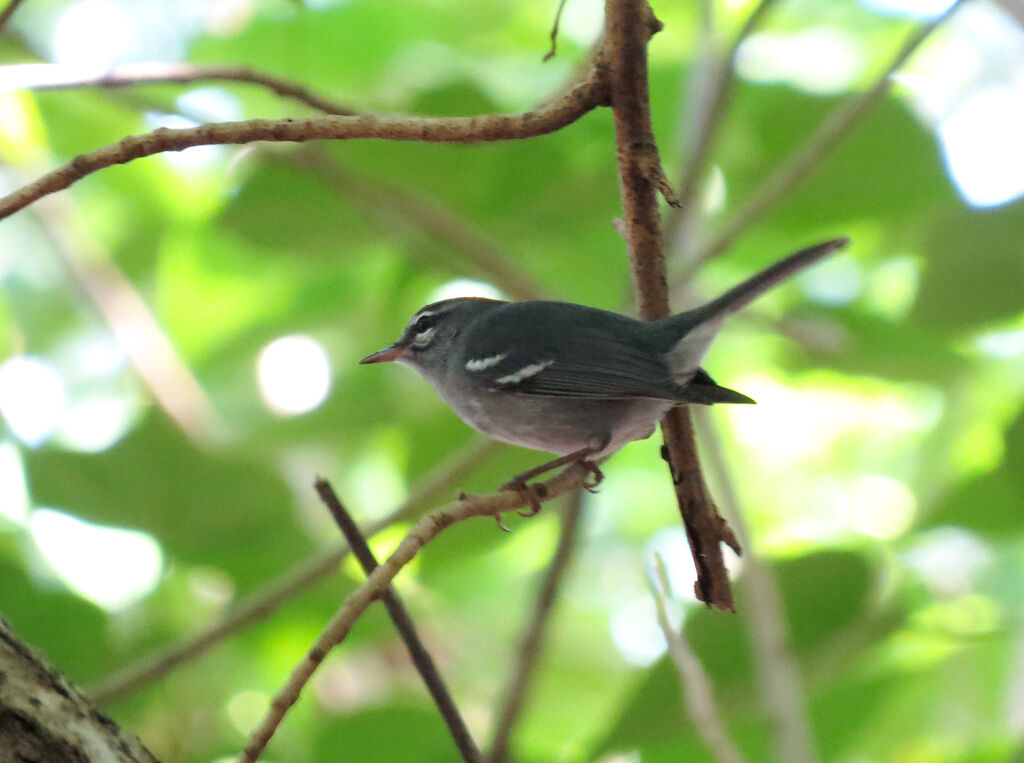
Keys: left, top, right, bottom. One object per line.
{"left": 460, "top": 302, "right": 692, "bottom": 401}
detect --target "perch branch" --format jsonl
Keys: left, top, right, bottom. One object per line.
{"left": 605, "top": 0, "right": 737, "bottom": 610}
{"left": 87, "top": 437, "right": 501, "bottom": 704}
{"left": 239, "top": 464, "right": 590, "bottom": 762}
{"left": 649, "top": 554, "right": 746, "bottom": 763}
{"left": 0, "top": 69, "right": 607, "bottom": 223}
{"left": 694, "top": 408, "right": 816, "bottom": 763}
{"left": 315, "top": 479, "right": 480, "bottom": 763}
{"left": 681, "top": 1, "right": 963, "bottom": 276}
{"left": 485, "top": 490, "right": 585, "bottom": 762}
{"left": 0, "top": 62, "right": 360, "bottom": 115}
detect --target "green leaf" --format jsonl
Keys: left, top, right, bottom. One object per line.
{"left": 23, "top": 412, "right": 307, "bottom": 583}
{"left": 913, "top": 202, "right": 1024, "bottom": 331}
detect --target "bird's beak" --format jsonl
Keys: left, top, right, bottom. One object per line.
{"left": 359, "top": 344, "right": 407, "bottom": 364}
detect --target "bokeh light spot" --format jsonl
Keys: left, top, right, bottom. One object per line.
{"left": 30, "top": 508, "right": 163, "bottom": 611}
{"left": 257, "top": 334, "right": 332, "bottom": 416}
{"left": 0, "top": 356, "right": 66, "bottom": 447}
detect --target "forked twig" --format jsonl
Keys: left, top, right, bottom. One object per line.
{"left": 316, "top": 479, "right": 480, "bottom": 763}
{"left": 87, "top": 438, "right": 501, "bottom": 704}
{"left": 238, "top": 464, "right": 590, "bottom": 762}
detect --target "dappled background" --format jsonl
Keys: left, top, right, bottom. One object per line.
{"left": 1, "top": 0, "right": 1023, "bottom": 760}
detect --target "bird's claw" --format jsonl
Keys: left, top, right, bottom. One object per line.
{"left": 581, "top": 461, "right": 604, "bottom": 493}
{"left": 502, "top": 478, "right": 545, "bottom": 518}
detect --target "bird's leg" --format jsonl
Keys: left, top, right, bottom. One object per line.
{"left": 501, "top": 439, "right": 608, "bottom": 519}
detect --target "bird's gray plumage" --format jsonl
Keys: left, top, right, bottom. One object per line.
{"left": 361, "top": 238, "right": 849, "bottom": 460}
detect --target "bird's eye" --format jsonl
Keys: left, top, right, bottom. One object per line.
{"left": 412, "top": 314, "right": 435, "bottom": 334}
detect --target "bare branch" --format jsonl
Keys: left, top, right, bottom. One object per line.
{"left": 682, "top": 1, "right": 963, "bottom": 278}
{"left": 694, "top": 408, "right": 817, "bottom": 763}
{"left": 87, "top": 438, "right": 502, "bottom": 704}
{"left": 649, "top": 554, "right": 746, "bottom": 763}
{"left": 0, "top": 69, "right": 606, "bottom": 223}
{"left": 485, "top": 490, "right": 584, "bottom": 762}
{"left": 239, "top": 464, "right": 590, "bottom": 762}
{"left": 0, "top": 62, "right": 360, "bottom": 115}
{"left": 604, "top": 0, "right": 736, "bottom": 610}
{"left": 316, "top": 479, "right": 481, "bottom": 763}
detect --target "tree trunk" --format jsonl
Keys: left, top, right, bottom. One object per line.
{"left": 0, "top": 617, "right": 159, "bottom": 762}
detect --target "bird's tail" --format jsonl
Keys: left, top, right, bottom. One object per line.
{"left": 659, "top": 237, "right": 850, "bottom": 376}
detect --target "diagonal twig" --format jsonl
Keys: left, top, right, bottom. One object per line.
{"left": 238, "top": 464, "right": 591, "bottom": 762}
{"left": 485, "top": 490, "right": 585, "bottom": 762}
{"left": 86, "top": 438, "right": 501, "bottom": 704}
{"left": 605, "top": 0, "right": 737, "bottom": 611}
{"left": 677, "top": 0, "right": 964, "bottom": 282}
{"left": 649, "top": 554, "right": 746, "bottom": 763}
{"left": 315, "top": 479, "right": 481, "bottom": 763}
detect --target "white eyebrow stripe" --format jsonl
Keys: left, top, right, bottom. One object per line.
{"left": 465, "top": 352, "right": 508, "bottom": 372}
{"left": 494, "top": 360, "right": 554, "bottom": 385}
{"left": 407, "top": 310, "right": 436, "bottom": 329}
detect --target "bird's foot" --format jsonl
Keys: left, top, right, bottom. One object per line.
{"left": 500, "top": 477, "right": 547, "bottom": 518}
{"left": 581, "top": 460, "right": 604, "bottom": 493}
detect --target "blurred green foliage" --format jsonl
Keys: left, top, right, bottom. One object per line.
{"left": 1, "top": 0, "right": 1022, "bottom": 761}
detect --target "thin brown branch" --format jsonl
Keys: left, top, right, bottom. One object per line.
{"left": 288, "top": 149, "right": 549, "bottom": 301}
{"left": 543, "top": 0, "right": 570, "bottom": 62}
{"left": 0, "top": 0, "right": 26, "bottom": 33}
{"left": 485, "top": 490, "right": 584, "bottom": 762}
{"left": 0, "top": 68, "right": 607, "bottom": 223}
{"left": 87, "top": 437, "right": 501, "bottom": 704}
{"left": 315, "top": 479, "right": 481, "bottom": 763}
{"left": 238, "top": 464, "right": 590, "bottom": 762}
{"left": 668, "top": 0, "right": 780, "bottom": 246}
{"left": 682, "top": 1, "right": 962, "bottom": 276}
{"left": 694, "top": 408, "right": 817, "bottom": 763}
{"left": 2, "top": 62, "right": 361, "bottom": 115}
{"left": 605, "top": 0, "right": 737, "bottom": 610}
{"left": 649, "top": 554, "right": 746, "bottom": 763}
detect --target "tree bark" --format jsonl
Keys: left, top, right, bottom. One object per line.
{"left": 0, "top": 617, "right": 159, "bottom": 762}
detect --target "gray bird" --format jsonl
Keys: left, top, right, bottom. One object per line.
{"left": 362, "top": 238, "right": 848, "bottom": 514}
